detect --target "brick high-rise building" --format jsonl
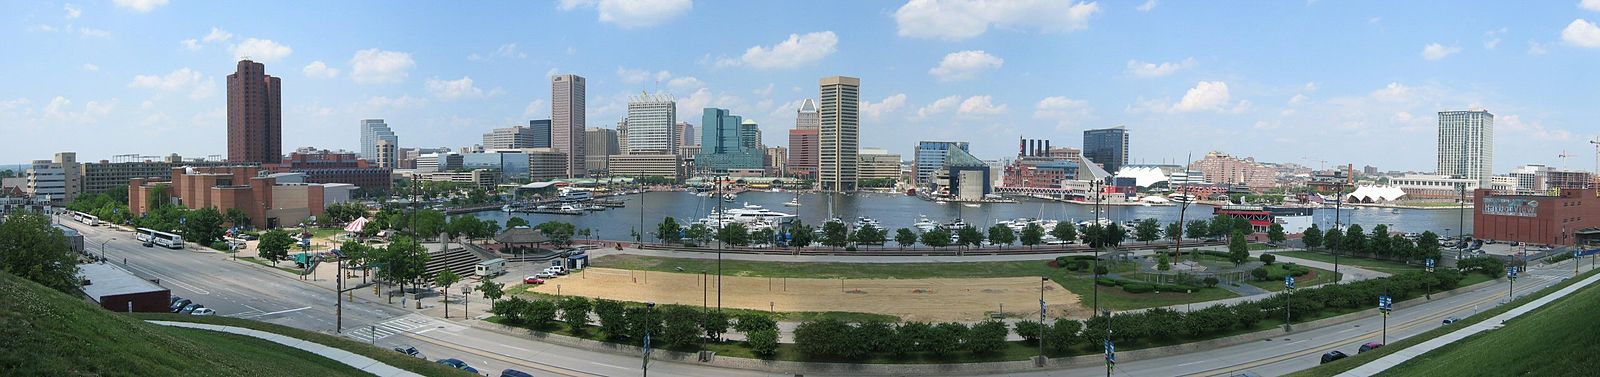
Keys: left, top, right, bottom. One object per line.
{"left": 551, "top": 74, "right": 587, "bottom": 177}
{"left": 788, "top": 99, "right": 821, "bottom": 179}
{"left": 227, "top": 60, "right": 281, "bottom": 164}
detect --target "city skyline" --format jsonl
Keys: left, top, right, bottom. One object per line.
{"left": 4, "top": 1, "right": 1600, "bottom": 173}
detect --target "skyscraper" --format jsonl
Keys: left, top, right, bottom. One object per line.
{"left": 585, "top": 127, "right": 620, "bottom": 175}
{"left": 360, "top": 119, "right": 397, "bottom": 162}
{"left": 675, "top": 122, "right": 696, "bottom": 147}
{"left": 739, "top": 120, "right": 762, "bottom": 149}
{"left": 819, "top": 76, "right": 860, "bottom": 191}
{"left": 695, "top": 108, "right": 765, "bottom": 173}
{"left": 482, "top": 125, "right": 541, "bottom": 149}
{"left": 227, "top": 59, "right": 281, "bottom": 164}
{"left": 551, "top": 74, "right": 586, "bottom": 177}
{"left": 624, "top": 93, "right": 677, "bottom": 155}
{"left": 915, "top": 141, "right": 970, "bottom": 184}
{"left": 528, "top": 119, "right": 552, "bottom": 148}
{"left": 1083, "top": 126, "right": 1129, "bottom": 174}
{"left": 374, "top": 139, "right": 399, "bottom": 168}
{"left": 1437, "top": 109, "right": 1495, "bottom": 187}
{"left": 788, "top": 99, "right": 820, "bottom": 179}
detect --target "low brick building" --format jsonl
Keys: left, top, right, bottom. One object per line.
{"left": 1473, "top": 188, "right": 1600, "bottom": 246}
{"left": 129, "top": 166, "right": 330, "bottom": 229}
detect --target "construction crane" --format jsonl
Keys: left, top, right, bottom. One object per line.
{"left": 1559, "top": 150, "right": 1573, "bottom": 170}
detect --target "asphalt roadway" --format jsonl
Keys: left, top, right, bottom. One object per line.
{"left": 57, "top": 216, "right": 1586, "bottom": 376}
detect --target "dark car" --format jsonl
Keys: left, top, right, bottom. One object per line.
{"left": 239, "top": 233, "right": 259, "bottom": 241}
{"left": 170, "top": 296, "right": 185, "bottom": 306}
{"left": 179, "top": 303, "right": 204, "bottom": 314}
{"left": 1359, "top": 342, "right": 1384, "bottom": 353}
{"left": 170, "top": 299, "right": 192, "bottom": 312}
{"left": 1443, "top": 317, "right": 1464, "bottom": 324}
{"left": 437, "top": 358, "right": 478, "bottom": 374}
{"left": 1320, "top": 350, "right": 1349, "bottom": 364}
{"left": 143, "top": 240, "right": 155, "bottom": 248}
{"left": 499, "top": 369, "right": 535, "bottom": 377}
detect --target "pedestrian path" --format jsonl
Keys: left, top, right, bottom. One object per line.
{"left": 346, "top": 314, "right": 449, "bottom": 343}
{"left": 148, "top": 320, "right": 423, "bottom": 377}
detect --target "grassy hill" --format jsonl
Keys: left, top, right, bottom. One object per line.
{"left": 0, "top": 271, "right": 393, "bottom": 376}
{"left": 1378, "top": 276, "right": 1600, "bottom": 376}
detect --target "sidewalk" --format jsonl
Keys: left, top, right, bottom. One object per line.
{"left": 148, "top": 320, "right": 423, "bottom": 377}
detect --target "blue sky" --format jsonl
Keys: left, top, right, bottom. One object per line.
{"left": 3, "top": 0, "right": 1599, "bottom": 173}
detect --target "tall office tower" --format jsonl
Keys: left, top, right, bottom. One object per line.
{"left": 551, "top": 74, "right": 587, "bottom": 177}
{"left": 795, "top": 98, "right": 820, "bottom": 130}
{"left": 914, "top": 141, "right": 970, "bottom": 184}
{"left": 624, "top": 92, "right": 677, "bottom": 155}
{"left": 1083, "top": 125, "right": 1130, "bottom": 174}
{"left": 1437, "top": 109, "right": 1495, "bottom": 187}
{"left": 695, "top": 108, "right": 765, "bottom": 173}
{"left": 585, "top": 127, "right": 620, "bottom": 175}
{"left": 374, "top": 139, "right": 399, "bottom": 168}
{"left": 739, "top": 120, "right": 762, "bottom": 149}
{"left": 359, "top": 119, "right": 397, "bottom": 162}
{"left": 482, "top": 125, "right": 541, "bottom": 149}
{"left": 787, "top": 99, "right": 820, "bottom": 179}
{"left": 676, "top": 122, "right": 696, "bottom": 147}
{"left": 528, "top": 119, "right": 552, "bottom": 148}
{"left": 818, "top": 76, "right": 860, "bottom": 192}
{"left": 227, "top": 59, "right": 282, "bottom": 164}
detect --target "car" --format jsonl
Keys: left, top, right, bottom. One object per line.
{"left": 436, "top": 358, "right": 479, "bottom": 374}
{"left": 1359, "top": 342, "right": 1384, "bottom": 353}
{"left": 499, "top": 369, "right": 535, "bottom": 377}
{"left": 1443, "top": 317, "right": 1464, "bottom": 324}
{"left": 179, "top": 303, "right": 204, "bottom": 314}
{"left": 170, "top": 296, "right": 185, "bottom": 306}
{"left": 190, "top": 308, "right": 216, "bottom": 316}
{"left": 143, "top": 240, "right": 155, "bottom": 248}
{"left": 535, "top": 271, "right": 557, "bottom": 279}
{"left": 392, "top": 346, "right": 424, "bottom": 359}
{"left": 523, "top": 277, "right": 546, "bottom": 285}
{"left": 1320, "top": 350, "right": 1349, "bottom": 364}
{"left": 239, "top": 233, "right": 259, "bottom": 241}
{"left": 170, "top": 299, "right": 192, "bottom": 312}
{"left": 566, "top": 248, "right": 587, "bottom": 256}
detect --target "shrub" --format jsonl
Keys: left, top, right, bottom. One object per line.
{"left": 1122, "top": 283, "right": 1154, "bottom": 293}
{"left": 965, "top": 321, "right": 1009, "bottom": 355}
{"left": 525, "top": 299, "right": 558, "bottom": 329}
{"left": 1458, "top": 257, "right": 1507, "bottom": 277}
{"left": 747, "top": 329, "right": 779, "bottom": 357}
{"left": 1094, "top": 265, "right": 1109, "bottom": 276}
{"left": 1260, "top": 253, "right": 1276, "bottom": 265}
{"left": 1096, "top": 278, "right": 1120, "bottom": 287}
{"left": 1250, "top": 267, "right": 1269, "bottom": 281}
{"left": 1014, "top": 320, "right": 1043, "bottom": 343}
{"left": 209, "top": 241, "right": 229, "bottom": 251}
{"left": 926, "top": 322, "right": 968, "bottom": 355}
{"left": 845, "top": 246, "right": 857, "bottom": 251}
{"left": 1045, "top": 318, "right": 1081, "bottom": 352}
{"left": 734, "top": 313, "right": 778, "bottom": 334}
{"left": 1203, "top": 276, "right": 1220, "bottom": 287}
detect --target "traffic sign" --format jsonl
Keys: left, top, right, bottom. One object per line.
{"left": 1507, "top": 266, "right": 1518, "bottom": 279}
{"left": 1379, "top": 295, "right": 1392, "bottom": 311}
{"left": 1426, "top": 258, "right": 1435, "bottom": 272}
{"left": 1285, "top": 275, "right": 1296, "bottom": 290}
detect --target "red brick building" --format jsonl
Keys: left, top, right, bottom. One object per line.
{"left": 267, "top": 150, "right": 392, "bottom": 190}
{"left": 129, "top": 166, "right": 326, "bottom": 229}
{"left": 1473, "top": 188, "right": 1600, "bottom": 246}
{"left": 787, "top": 128, "right": 818, "bottom": 179}
{"left": 227, "top": 60, "right": 281, "bottom": 164}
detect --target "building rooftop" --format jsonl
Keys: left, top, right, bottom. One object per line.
{"left": 78, "top": 263, "right": 168, "bottom": 301}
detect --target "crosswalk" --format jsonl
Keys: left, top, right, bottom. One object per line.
{"left": 345, "top": 314, "right": 442, "bottom": 343}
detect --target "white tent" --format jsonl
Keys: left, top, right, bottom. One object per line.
{"left": 343, "top": 217, "right": 370, "bottom": 233}
{"left": 1346, "top": 185, "right": 1406, "bottom": 203}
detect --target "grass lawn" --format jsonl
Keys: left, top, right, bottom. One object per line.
{"left": 1289, "top": 267, "right": 1600, "bottom": 377}
{"left": 592, "top": 255, "right": 1229, "bottom": 311}
{"left": 306, "top": 227, "right": 347, "bottom": 238}
{"left": 505, "top": 284, "right": 901, "bottom": 322}
{"left": 239, "top": 256, "right": 305, "bottom": 275}
{"left": 131, "top": 313, "right": 473, "bottom": 377}
{"left": 0, "top": 271, "right": 465, "bottom": 377}
{"left": 1247, "top": 264, "right": 1341, "bottom": 292}
{"left": 1271, "top": 250, "right": 1423, "bottom": 275}
{"left": 1380, "top": 277, "right": 1600, "bottom": 376}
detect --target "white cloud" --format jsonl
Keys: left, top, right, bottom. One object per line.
{"left": 1562, "top": 19, "right": 1600, "bottom": 47}
{"left": 754, "top": 83, "right": 774, "bottom": 96}
{"left": 79, "top": 27, "right": 111, "bottom": 38}
{"left": 302, "top": 61, "right": 339, "bottom": 79}
{"left": 1499, "top": 114, "right": 1572, "bottom": 141}
{"left": 468, "top": 43, "right": 526, "bottom": 61}
{"left": 894, "top": 0, "right": 1101, "bottom": 40}
{"left": 861, "top": 93, "right": 908, "bottom": 120}
{"left": 65, "top": 4, "right": 82, "bottom": 19}
{"left": 1583, "top": 0, "right": 1600, "bottom": 12}
{"left": 929, "top": 50, "right": 1004, "bottom": 82}
{"left": 667, "top": 76, "right": 705, "bottom": 92}
{"left": 180, "top": 39, "right": 201, "bottom": 50}
{"left": 522, "top": 99, "right": 548, "bottom": 119}
{"left": 31, "top": 24, "right": 58, "bottom": 33}
{"left": 113, "top": 0, "right": 168, "bottom": 12}
{"left": 1421, "top": 43, "right": 1462, "bottom": 60}
{"left": 1528, "top": 40, "right": 1549, "bottom": 55}
{"left": 140, "top": 113, "right": 169, "bottom": 126}
{"left": 425, "top": 77, "right": 485, "bottom": 100}
{"left": 1172, "top": 81, "right": 1231, "bottom": 112}
{"left": 349, "top": 49, "right": 415, "bottom": 84}
{"left": 128, "top": 68, "right": 207, "bottom": 95}
{"left": 1288, "top": 94, "right": 1309, "bottom": 105}
{"left": 203, "top": 27, "right": 233, "bottom": 43}
{"left": 716, "top": 31, "right": 838, "bottom": 69}
{"left": 557, "top": 0, "right": 692, "bottom": 28}
{"left": 1126, "top": 57, "right": 1195, "bottom": 78}
{"left": 1483, "top": 27, "right": 1507, "bottom": 49}
{"left": 957, "top": 95, "right": 1008, "bottom": 115}
{"left": 1304, "top": 82, "right": 1319, "bottom": 92}
{"left": 365, "top": 95, "right": 427, "bottom": 110}
{"left": 1033, "top": 96, "right": 1092, "bottom": 128}
{"left": 1137, "top": 0, "right": 1157, "bottom": 11}
{"left": 1370, "top": 82, "right": 1412, "bottom": 102}
{"left": 916, "top": 95, "right": 961, "bottom": 118}
{"left": 617, "top": 67, "right": 671, "bottom": 84}
{"left": 42, "top": 96, "right": 115, "bottom": 123}
{"left": 231, "top": 38, "right": 293, "bottom": 63}
{"left": 81, "top": 63, "right": 99, "bottom": 72}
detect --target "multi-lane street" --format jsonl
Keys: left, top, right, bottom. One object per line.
{"left": 60, "top": 215, "right": 1589, "bottom": 377}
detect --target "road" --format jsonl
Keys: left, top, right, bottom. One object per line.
{"left": 57, "top": 216, "right": 1586, "bottom": 376}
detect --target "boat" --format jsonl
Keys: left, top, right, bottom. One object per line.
{"left": 854, "top": 216, "right": 881, "bottom": 229}
{"left": 583, "top": 204, "right": 606, "bottom": 211}
{"left": 725, "top": 203, "right": 798, "bottom": 224}
{"left": 912, "top": 215, "right": 939, "bottom": 232}
{"left": 963, "top": 203, "right": 980, "bottom": 208}
{"left": 946, "top": 218, "right": 968, "bottom": 229}
{"left": 783, "top": 198, "right": 801, "bottom": 207}
{"left": 559, "top": 188, "right": 593, "bottom": 202}
{"left": 500, "top": 205, "right": 513, "bottom": 212}
{"left": 1391, "top": 208, "right": 1401, "bottom": 214}
{"left": 558, "top": 204, "right": 583, "bottom": 212}
{"left": 935, "top": 200, "right": 948, "bottom": 205}
{"left": 723, "top": 193, "right": 737, "bottom": 202}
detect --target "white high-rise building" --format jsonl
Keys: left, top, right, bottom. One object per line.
{"left": 360, "top": 119, "right": 397, "bottom": 162}
{"left": 1436, "top": 109, "right": 1494, "bottom": 187}
{"left": 624, "top": 93, "right": 677, "bottom": 155}
{"left": 552, "top": 74, "right": 587, "bottom": 177}
{"left": 482, "top": 126, "right": 540, "bottom": 149}
{"left": 819, "top": 76, "right": 860, "bottom": 192}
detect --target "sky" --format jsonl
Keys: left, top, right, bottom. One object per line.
{"left": 3, "top": 0, "right": 1600, "bottom": 174}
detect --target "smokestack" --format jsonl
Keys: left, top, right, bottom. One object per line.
{"left": 1045, "top": 140, "right": 1051, "bottom": 156}
{"left": 1019, "top": 137, "right": 1026, "bottom": 156}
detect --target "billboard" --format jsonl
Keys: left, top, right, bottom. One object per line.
{"left": 1482, "top": 197, "right": 1539, "bottom": 217}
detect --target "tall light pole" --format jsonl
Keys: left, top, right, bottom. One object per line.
{"left": 643, "top": 301, "right": 655, "bottom": 377}
{"left": 1039, "top": 276, "right": 1048, "bottom": 362}
{"left": 638, "top": 178, "right": 645, "bottom": 244}
{"left": 716, "top": 175, "right": 724, "bottom": 312}
{"left": 98, "top": 238, "right": 116, "bottom": 263}
{"left": 1333, "top": 175, "right": 1343, "bottom": 283}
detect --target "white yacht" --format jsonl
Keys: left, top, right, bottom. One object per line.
{"left": 854, "top": 216, "right": 880, "bottom": 229}
{"left": 725, "top": 203, "right": 798, "bottom": 224}
{"left": 559, "top": 188, "right": 593, "bottom": 202}
{"left": 912, "top": 215, "right": 939, "bottom": 232}
{"left": 558, "top": 204, "right": 583, "bottom": 212}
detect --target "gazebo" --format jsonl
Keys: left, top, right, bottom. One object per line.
{"left": 493, "top": 227, "right": 551, "bottom": 253}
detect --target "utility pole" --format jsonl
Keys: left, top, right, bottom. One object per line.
{"left": 1285, "top": 275, "right": 1296, "bottom": 332}
{"left": 1333, "top": 175, "right": 1343, "bottom": 283}
{"left": 716, "top": 175, "right": 724, "bottom": 312}
{"left": 1039, "top": 277, "right": 1048, "bottom": 364}
{"left": 1378, "top": 294, "right": 1392, "bottom": 344}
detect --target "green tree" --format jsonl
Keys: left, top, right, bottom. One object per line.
{"left": 1157, "top": 253, "right": 1171, "bottom": 271}
{"left": 258, "top": 229, "right": 295, "bottom": 265}
{"left": 747, "top": 329, "right": 779, "bottom": 357}
{"left": 1260, "top": 253, "right": 1276, "bottom": 265}
{"left": 716, "top": 222, "right": 751, "bottom": 246}
{"left": 1391, "top": 237, "right": 1417, "bottom": 261}
{"left": 921, "top": 227, "right": 953, "bottom": 248}
{"left": 1045, "top": 318, "right": 1082, "bottom": 352}
{"left": 1020, "top": 223, "right": 1045, "bottom": 248}
{"left": 821, "top": 221, "right": 849, "bottom": 249}
{"left": 733, "top": 313, "right": 778, "bottom": 334}
{"left": 1417, "top": 231, "right": 1441, "bottom": 261}
{"left": 660, "top": 305, "right": 702, "bottom": 348}
{"left": 852, "top": 224, "right": 886, "bottom": 248}
{"left": 536, "top": 221, "right": 577, "bottom": 246}
{"left": 525, "top": 299, "right": 559, "bottom": 329}
{"left": 478, "top": 280, "right": 504, "bottom": 306}
{"left": 1209, "top": 214, "right": 1234, "bottom": 238}
{"left": 1267, "top": 223, "right": 1287, "bottom": 244}
{"left": 1232, "top": 217, "right": 1254, "bottom": 237}
{"left": 594, "top": 299, "right": 628, "bottom": 339}
{"left": 1343, "top": 224, "right": 1367, "bottom": 253}
{"left": 559, "top": 296, "right": 593, "bottom": 332}
{"left": 1228, "top": 230, "right": 1250, "bottom": 265}
{"left": 1135, "top": 218, "right": 1161, "bottom": 244}
{"left": 1302, "top": 224, "right": 1323, "bottom": 249}
{"left": 966, "top": 320, "right": 1009, "bottom": 355}
{"left": 1082, "top": 223, "right": 1105, "bottom": 248}
{"left": 684, "top": 224, "right": 714, "bottom": 246}
{"left": 894, "top": 228, "right": 918, "bottom": 249}
{"left": 505, "top": 217, "right": 530, "bottom": 228}
{"left": 1186, "top": 220, "right": 1209, "bottom": 240}
{"left": 787, "top": 224, "right": 814, "bottom": 249}
{"left": 1323, "top": 229, "right": 1343, "bottom": 252}
{"left": 1014, "top": 320, "right": 1043, "bottom": 343}
{"left": 1165, "top": 222, "right": 1183, "bottom": 242}
{"left": 657, "top": 217, "right": 682, "bottom": 244}
{"left": 184, "top": 207, "right": 226, "bottom": 246}
{"left": 1050, "top": 222, "right": 1078, "bottom": 244}
{"left": 927, "top": 322, "right": 968, "bottom": 355}
{"left": 750, "top": 228, "right": 776, "bottom": 246}
{"left": 434, "top": 270, "right": 461, "bottom": 318}
{"left": 491, "top": 297, "right": 530, "bottom": 322}
{"left": 1369, "top": 224, "right": 1391, "bottom": 258}
{"left": 224, "top": 207, "right": 251, "bottom": 229}
{"left": 958, "top": 225, "right": 985, "bottom": 249}
{"left": 0, "top": 212, "right": 80, "bottom": 292}
{"left": 987, "top": 224, "right": 1015, "bottom": 248}
{"left": 700, "top": 310, "right": 731, "bottom": 341}
{"left": 412, "top": 209, "right": 447, "bottom": 237}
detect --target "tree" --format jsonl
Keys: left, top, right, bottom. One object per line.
{"left": 921, "top": 227, "right": 953, "bottom": 248}
{"left": 852, "top": 224, "right": 886, "bottom": 248}
{"left": 895, "top": 228, "right": 918, "bottom": 249}
{"left": 1015, "top": 320, "right": 1043, "bottom": 343}
{"left": 412, "top": 210, "right": 447, "bottom": 237}
{"left": 536, "top": 221, "right": 577, "bottom": 246}
{"left": 1135, "top": 218, "right": 1161, "bottom": 244}
{"left": 1228, "top": 230, "right": 1250, "bottom": 265}
{"left": 657, "top": 217, "right": 682, "bottom": 244}
{"left": 747, "top": 329, "right": 779, "bottom": 357}
{"left": 258, "top": 230, "right": 296, "bottom": 265}
{"left": 594, "top": 299, "right": 628, "bottom": 339}
{"left": 1232, "top": 217, "right": 1254, "bottom": 237}
{"left": 787, "top": 224, "right": 814, "bottom": 249}
{"left": 1267, "top": 223, "right": 1287, "bottom": 244}
{"left": 505, "top": 217, "right": 530, "bottom": 228}
{"left": 821, "top": 221, "right": 849, "bottom": 249}
{"left": 660, "top": 305, "right": 702, "bottom": 348}
{"left": 1209, "top": 214, "right": 1234, "bottom": 238}
{"left": 1417, "top": 231, "right": 1441, "bottom": 261}
{"left": 750, "top": 228, "right": 776, "bottom": 246}
{"left": 1020, "top": 223, "right": 1045, "bottom": 248}
{"left": 1166, "top": 222, "right": 1183, "bottom": 243}
{"left": 966, "top": 320, "right": 1009, "bottom": 355}
{"left": 184, "top": 207, "right": 226, "bottom": 246}
{"left": 1186, "top": 220, "right": 1209, "bottom": 240}
{"left": 1082, "top": 224, "right": 1105, "bottom": 248}
{"left": 1045, "top": 318, "right": 1081, "bottom": 352}
{"left": 434, "top": 270, "right": 461, "bottom": 318}
{"left": 1260, "top": 253, "right": 1276, "bottom": 265}
{"left": 0, "top": 212, "right": 80, "bottom": 292}
{"left": 559, "top": 296, "right": 593, "bottom": 332}
{"left": 1105, "top": 223, "right": 1127, "bottom": 247}
{"left": 1343, "top": 224, "right": 1367, "bottom": 253}
{"left": 927, "top": 322, "right": 968, "bottom": 355}
{"left": 958, "top": 225, "right": 985, "bottom": 249}
{"left": 716, "top": 222, "right": 751, "bottom": 246}
{"left": 478, "top": 280, "right": 504, "bottom": 306}
{"left": 1050, "top": 222, "right": 1078, "bottom": 244}
{"left": 1157, "top": 253, "right": 1171, "bottom": 271}
{"left": 685, "top": 224, "right": 714, "bottom": 246}
{"left": 1323, "top": 229, "right": 1343, "bottom": 253}
{"left": 1369, "top": 224, "right": 1392, "bottom": 258}
{"left": 987, "top": 224, "right": 1016, "bottom": 248}
{"left": 1302, "top": 224, "right": 1323, "bottom": 249}
{"left": 733, "top": 313, "right": 778, "bottom": 334}
{"left": 491, "top": 297, "right": 530, "bottom": 323}
{"left": 526, "top": 299, "right": 559, "bottom": 329}
{"left": 700, "top": 310, "right": 731, "bottom": 341}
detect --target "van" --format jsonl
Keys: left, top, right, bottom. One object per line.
{"left": 475, "top": 258, "right": 507, "bottom": 278}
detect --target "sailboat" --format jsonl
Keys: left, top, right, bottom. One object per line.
{"left": 784, "top": 191, "right": 801, "bottom": 207}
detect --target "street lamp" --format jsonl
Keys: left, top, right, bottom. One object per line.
{"left": 98, "top": 238, "right": 117, "bottom": 263}
{"left": 1039, "top": 276, "right": 1048, "bottom": 363}
{"left": 643, "top": 301, "right": 656, "bottom": 377}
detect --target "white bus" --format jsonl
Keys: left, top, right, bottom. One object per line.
{"left": 135, "top": 227, "right": 185, "bottom": 249}
{"left": 71, "top": 211, "right": 100, "bottom": 226}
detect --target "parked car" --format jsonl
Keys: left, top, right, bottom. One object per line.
{"left": 436, "top": 358, "right": 479, "bottom": 374}
{"left": 1359, "top": 342, "right": 1384, "bottom": 353}
{"left": 239, "top": 233, "right": 259, "bottom": 241}
{"left": 1443, "top": 317, "right": 1464, "bottom": 324}
{"left": 392, "top": 346, "right": 424, "bottom": 359}
{"left": 499, "top": 369, "right": 535, "bottom": 377}
{"left": 535, "top": 271, "right": 557, "bottom": 279}
{"left": 179, "top": 303, "right": 205, "bottom": 314}
{"left": 1320, "top": 350, "right": 1349, "bottom": 364}
{"left": 170, "top": 296, "right": 185, "bottom": 306}
{"left": 170, "top": 299, "right": 192, "bottom": 312}
{"left": 190, "top": 308, "right": 216, "bottom": 316}
{"left": 523, "top": 277, "right": 546, "bottom": 285}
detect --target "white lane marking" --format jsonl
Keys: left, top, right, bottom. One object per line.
{"left": 589, "top": 362, "right": 630, "bottom": 370}
{"left": 242, "top": 306, "right": 312, "bottom": 318}
{"left": 123, "top": 263, "right": 210, "bottom": 295}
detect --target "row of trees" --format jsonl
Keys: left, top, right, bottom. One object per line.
{"left": 1301, "top": 224, "right": 1443, "bottom": 262}
{"left": 490, "top": 296, "right": 782, "bottom": 356}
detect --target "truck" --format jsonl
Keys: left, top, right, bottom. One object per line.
{"left": 475, "top": 258, "right": 507, "bottom": 278}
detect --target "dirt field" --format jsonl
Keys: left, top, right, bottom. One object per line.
{"left": 525, "top": 268, "right": 1087, "bottom": 322}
